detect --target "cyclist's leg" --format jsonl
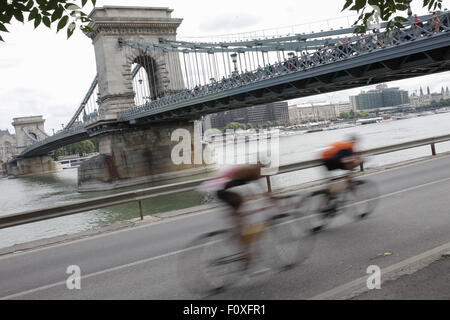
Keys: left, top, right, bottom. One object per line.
{"left": 217, "top": 187, "right": 251, "bottom": 262}
{"left": 322, "top": 159, "right": 341, "bottom": 212}
{"left": 340, "top": 150, "right": 363, "bottom": 171}
{"left": 338, "top": 155, "right": 364, "bottom": 198}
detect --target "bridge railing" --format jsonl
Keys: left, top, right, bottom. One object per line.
{"left": 2, "top": 133, "right": 450, "bottom": 230}
{"left": 120, "top": 12, "right": 450, "bottom": 121}
{"left": 19, "top": 122, "right": 87, "bottom": 157}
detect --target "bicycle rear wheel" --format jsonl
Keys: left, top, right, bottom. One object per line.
{"left": 177, "top": 230, "right": 246, "bottom": 295}
{"left": 343, "top": 180, "right": 380, "bottom": 220}
{"left": 264, "top": 212, "right": 316, "bottom": 270}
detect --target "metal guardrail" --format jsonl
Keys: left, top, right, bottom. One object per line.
{"left": 2, "top": 133, "right": 450, "bottom": 230}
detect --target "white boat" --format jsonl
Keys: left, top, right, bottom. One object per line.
{"left": 356, "top": 117, "right": 383, "bottom": 125}
{"left": 58, "top": 156, "right": 93, "bottom": 169}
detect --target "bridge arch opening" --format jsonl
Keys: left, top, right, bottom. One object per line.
{"left": 132, "top": 54, "right": 163, "bottom": 104}
{"left": 123, "top": 41, "right": 186, "bottom": 108}
{"left": 28, "top": 132, "right": 38, "bottom": 140}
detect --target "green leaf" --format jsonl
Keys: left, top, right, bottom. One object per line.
{"left": 353, "top": 25, "right": 367, "bottom": 33}
{"left": 28, "top": 7, "right": 38, "bottom": 21}
{"left": 81, "top": 25, "right": 93, "bottom": 33}
{"left": 13, "top": 9, "right": 24, "bottom": 22}
{"left": 91, "top": 0, "right": 96, "bottom": 6}
{"left": 67, "top": 21, "right": 76, "bottom": 38}
{"left": 51, "top": 6, "right": 63, "bottom": 22}
{"left": 352, "top": 0, "right": 367, "bottom": 11}
{"left": 25, "top": 0, "right": 34, "bottom": 10}
{"left": 56, "top": 14, "right": 68, "bottom": 32}
{"left": 42, "top": 15, "right": 51, "bottom": 27}
{"left": 428, "top": 0, "right": 435, "bottom": 10}
{"left": 81, "top": 0, "right": 88, "bottom": 7}
{"left": 33, "top": 14, "right": 41, "bottom": 28}
{"left": 2, "top": 11, "right": 13, "bottom": 24}
{"left": 65, "top": 3, "right": 81, "bottom": 10}
{"left": 13, "top": 2, "right": 29, "bottom": 12}
{"left": 0, "top": 23, "right": 8, "bottom": 32}
{"left": 342, "top": 0, "right": 354, "bottom": 11}
{"left": 395, "top": 4, "right": 409, "bottom": 10}
{"left": 393, "top": 16, "right": 408, "bottom": 22}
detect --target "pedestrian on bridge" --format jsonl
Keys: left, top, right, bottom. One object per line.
{"left": 432, "top": 12, "right": 441, "bottom": 33}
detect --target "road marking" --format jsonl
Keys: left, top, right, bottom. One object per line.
{"left": 1, "top": 156, "right": 450, "bottom": 262}
{"left": 308, "top": 241, "right": 450, "bottom": 300}
{"left": 0, "top": 159, "right": 450, "bottom": 261}
{"left": 3, "top": 153, "right": 450, "bottom": 258}
{"left": 0, "top": 206, "right": 222, "bottom": 261}
{"left": 0, "top": 215, "right": 314, "bottom": 300}
{"left": 0, "top": 243, "right": 206, "bottom": 300}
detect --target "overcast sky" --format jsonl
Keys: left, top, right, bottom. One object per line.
{"left": 1, "top": 0, "right": 449, "bottom": 133}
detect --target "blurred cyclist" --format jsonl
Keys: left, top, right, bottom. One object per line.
{"left": 199, "top": 157, "right": 270, "bottom": 264}
{"left": 321, "top": 134, "right": 362, "bottom": 173}
{"left": 319, "top": 135, "right": 363, "bottom": 215}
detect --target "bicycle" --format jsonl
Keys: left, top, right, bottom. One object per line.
{"left": 301, "top": 173, "right": 379, "bottom": 232}
{"left": 177, "top": 189, "right": 316, "bottom": 295}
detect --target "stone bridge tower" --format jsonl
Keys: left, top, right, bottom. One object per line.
{"left": 7, "top": 116, "right": 61, "bottom": 177}
{"left": 86, "top": 6, "right": 185, "bottom": 121}
{"left": 12, "top": 116, "right": 48, "bottom": 154}
{"left": 79, "top": 6, "right": 210, "bottom": 191}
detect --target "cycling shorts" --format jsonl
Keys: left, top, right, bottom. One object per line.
{"left": 216, "top": 179, "right": 249, "bottom": 209}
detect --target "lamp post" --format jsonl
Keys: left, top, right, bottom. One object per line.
{"left": 230, "top": 53, "right": 238, "bottom": 75}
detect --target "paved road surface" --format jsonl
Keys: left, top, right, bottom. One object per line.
{"left": 1, "top": 155, "right": 450, "bottom": 299}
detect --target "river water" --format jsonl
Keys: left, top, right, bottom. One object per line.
{"left": 1, "top": 112, "right": 450, "bottom": 249}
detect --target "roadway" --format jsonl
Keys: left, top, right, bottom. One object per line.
{"left": 1, "top": 154, "right": 450, "bottom": 299}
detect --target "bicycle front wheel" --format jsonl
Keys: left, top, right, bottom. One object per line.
{"left": 343, "top": 180, "right": 380, "bottom": 220}
{"left": 300, "top": 189, "right": 335, "bottom": 232}
{"left": 177, "top": 230, "right": 246, "bottom": 295}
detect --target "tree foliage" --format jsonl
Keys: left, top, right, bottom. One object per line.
{"left": 342, "top": 0, "right": 444, "bottom": 32}
{"left": 52, "top": 139, "right": 96, "bottom": 159}
{"left": 339, "top": 110, "right": 368, "bottom": 119}
{"left": 0, "top": 0, "right": 96, "bottom": 41}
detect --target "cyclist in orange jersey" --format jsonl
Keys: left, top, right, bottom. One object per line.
{"left": 318, "top": 135, "right": 363, "bottom": 218}
{"left": 321, "top": 135, "right": 362, "bottom": 172}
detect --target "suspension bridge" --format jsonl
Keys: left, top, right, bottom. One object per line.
{"left": 6, "top": 6, "right": 450, "bottom": 190}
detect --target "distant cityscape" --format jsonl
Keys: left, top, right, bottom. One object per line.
{"left": 203, "top": 83, "right": 450, "bottom": 130}
{"left": 2, "top": 84, "right": 450, "bottom": 164}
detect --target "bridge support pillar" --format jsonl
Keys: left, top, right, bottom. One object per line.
{"left": 78, "top": 122, "right": 214, "bottom": 192}
{"left": 6, "top": 156, "right": 62, "bottom": 177}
